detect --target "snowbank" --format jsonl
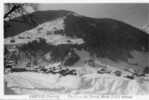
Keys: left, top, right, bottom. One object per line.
{"left": 80, "top": 73, "right": 149, "bottom": 95}
{"left": 5, "top": 72, "right": 81, "bottom": 94}
{"left": 5, "top": 72, "right": 149, "bottom": 95}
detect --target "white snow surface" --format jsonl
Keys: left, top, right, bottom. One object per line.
{"left": 5, "top": 71, "right": 149, "bottom": 95}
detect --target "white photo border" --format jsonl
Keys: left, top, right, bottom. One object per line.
{"left": 1, "top": 0, "right": 149, "bottom": 100}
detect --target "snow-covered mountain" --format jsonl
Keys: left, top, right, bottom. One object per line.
{"left": 4, "top": 10, "right": 149, "bottom": 95}
{"left": 5, "top": 10, "right": 149, "bottom": 73}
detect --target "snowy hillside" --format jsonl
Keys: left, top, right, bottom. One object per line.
{"left": 5, "top": 18, "right": 84, "bottom": 45}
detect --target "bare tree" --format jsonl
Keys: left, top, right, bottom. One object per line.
{"left": 4, "top": 3, "right": 38, "bottom": 20}
{"left": 4, "top": 3, "right": 39, "bottom": 32}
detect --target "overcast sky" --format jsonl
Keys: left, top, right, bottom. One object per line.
{"left": 37, "top": 3, "right": 149, "bottom": 28}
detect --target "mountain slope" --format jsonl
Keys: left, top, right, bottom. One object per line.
{"left": 64, "top": 14, "right": 149, "bottom": 60}
{"left": 4, "top": 10, "right": 72, "bottom": 38}
{"left": 4, "top": 10, "right": 149, "bottom": 73}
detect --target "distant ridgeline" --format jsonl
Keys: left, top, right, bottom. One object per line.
{"left": 4, "top": 10, "right": 149, "bottom": 70}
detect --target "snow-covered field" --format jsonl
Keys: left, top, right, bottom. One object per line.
{"left": 5, "top": 67, "right": 149, "bottom": 95}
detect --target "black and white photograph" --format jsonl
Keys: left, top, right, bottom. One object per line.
{"left": 3, "top": 3, "right": 149, "bottom": 96}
